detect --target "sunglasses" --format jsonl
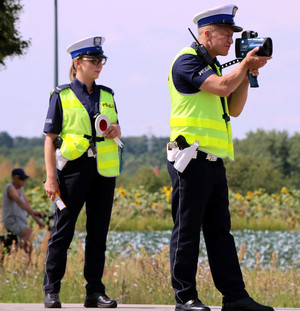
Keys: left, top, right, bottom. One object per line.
{"left": 81, "top": 58, "right": 107, "bottom": 66}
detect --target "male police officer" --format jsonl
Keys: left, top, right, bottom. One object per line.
{"left": 167, "top": 4, "right": 273, "bottom": 311}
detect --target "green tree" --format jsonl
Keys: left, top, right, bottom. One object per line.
{"left": 118, "top": 165, "right": 171, "bottom": 193}
{"left": 287, "top": 133, "right": 300, "bottom": 187}
{"left": 0, "top": 132, "right": 13, "bottom": 148}
{"left": 121, "top": 136, "right": 169, "bottom": 176}
{"left": 14, "top": 135, "right": 44, "bottom": 148}
{"left": 0, "top": 0, "right": 30, "bottom": 66}
{"left": 235, "top": 129, "right": 290, "bottom": 175}
{"left": 225, "top": 155, "right": 284, "bottom": 194}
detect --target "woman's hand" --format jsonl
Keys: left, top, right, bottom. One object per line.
{"left": 45, "top": 178, "right": 60, "bottom": 201}
{"left": 102, "top": 123, "right": 121, "bottom": 139}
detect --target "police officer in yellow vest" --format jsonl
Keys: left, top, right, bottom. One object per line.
{"left": 43, "top": 36, "right": 120, "bottom": 308}
{"left": 167, "top": 5, "right": 273, "bottom": 311}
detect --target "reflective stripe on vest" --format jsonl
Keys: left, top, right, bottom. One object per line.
{"left": 168, "top": 47, "right": 234, "bottom": 160}
{"left": 96, "top": 90, "right": 119, "bottom": 177}
{"left": 59, "top": 88, "right": 120, "bottom": 177}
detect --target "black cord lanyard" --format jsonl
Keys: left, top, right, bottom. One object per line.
{"left": 212, "top": 63, "right": 231, "bottom": 123}
{"left": 219, "top": 59, "right": 242, "bottom": 123}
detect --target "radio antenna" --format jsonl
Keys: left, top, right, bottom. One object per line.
{"left": 188, "top": 28, "right": 200, "bottom": 46}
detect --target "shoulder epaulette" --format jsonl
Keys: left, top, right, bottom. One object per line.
{"left": 54, "top": 84, "right": 70, "bottom": 94}
{"left": 99, "top": 85, "right": 114, "bottom": 95}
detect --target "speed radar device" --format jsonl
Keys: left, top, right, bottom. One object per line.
{"left": 235, "top": 31, "right": 273, "bottom": 87}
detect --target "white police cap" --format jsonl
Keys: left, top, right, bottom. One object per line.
{"left": 66, "top": 36, "right": 107, "bottom": 59}
{"left": 193, "top": 4, "right": 243, "bottom": 32}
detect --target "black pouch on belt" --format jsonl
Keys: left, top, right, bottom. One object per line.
{"left": 175, "top": 135, "right": 190, "bottom": 150}
{"left": 54, "top": 136, "right": 63, "bottom": 149}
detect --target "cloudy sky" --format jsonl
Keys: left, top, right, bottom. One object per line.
{"left": 0, "top": 0, "right": 299, "bottom": 139}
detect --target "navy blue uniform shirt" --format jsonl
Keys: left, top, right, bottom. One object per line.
{"left": 43, "top": 77, "right": 118, "bottom": 136}
{"left": 172, "top": 42, "right": 220, "bottom": 94}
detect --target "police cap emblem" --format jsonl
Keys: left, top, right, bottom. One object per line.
{"left": 94, "top": 37, "right": 102, "bottom": 47}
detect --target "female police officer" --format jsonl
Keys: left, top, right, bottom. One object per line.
{"left": 43, "top": 36, "right": 121, "bottom": 308}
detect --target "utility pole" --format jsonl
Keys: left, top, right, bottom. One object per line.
{"left": 54, "top": 0, "right": 58, "bottom": 87}
{"left": 147, "top": 127, "right": 153, "bottom": 152}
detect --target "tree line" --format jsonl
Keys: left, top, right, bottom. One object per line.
{"left": 0, "top": 130, "right": 299, "bottom": 194}
{"left": 226, "top": 130, "right": 300, "bottom": 193}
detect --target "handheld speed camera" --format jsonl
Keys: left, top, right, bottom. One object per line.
{"left": 188, "top": 28, "right": 273, "bottom": 88}
{"left": 235, "top": 31, "right": 273, "bottom": 87}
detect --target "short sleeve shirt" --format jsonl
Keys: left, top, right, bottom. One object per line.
{"left": 171, "top": 42, "right": 219, "bottom": 94}
{"left": 2, "top": 183, "right": 27, "bottom": 225}
{"left": 43, "top": 77, "right": 118, "bottom": 136}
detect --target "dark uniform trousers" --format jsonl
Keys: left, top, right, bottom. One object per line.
{"left": 167, "top": 154, "right": 249, "bottom": 304}
{"left": 43, "top": 154, "right": 116, "bottom": 295}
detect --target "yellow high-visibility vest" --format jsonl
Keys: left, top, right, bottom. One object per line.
{"left": 168, "top": 47, "right": 234, "bottom": 160}
{"left": 59, "top": 87, "right": 120, "bottom": 177}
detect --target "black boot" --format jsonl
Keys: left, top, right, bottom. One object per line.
{"left": 84, "top": 293, "right": 117, "bottom": 308}
{"left": 175, "top": 298, "right": 211, "bottom": 311}
{"left": 44, "top": 293, "right": 61, "bottom": 308}
{"left": 222, "top": 297, "right": 274, "bottom": 311}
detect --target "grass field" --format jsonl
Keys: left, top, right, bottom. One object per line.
{"left": 0, "top": 186, "right": 299, "bottom": 306}
{"left": 0, "top": 231, "right": 299, "bottom": 307}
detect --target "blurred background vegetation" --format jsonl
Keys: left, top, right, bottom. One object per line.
{"left": 0, "top": 129, "right": 300, "bottom": 194}
{"left": 0, "top": 130, "right": 299, "bottom": 305}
